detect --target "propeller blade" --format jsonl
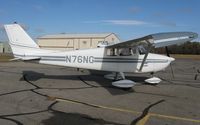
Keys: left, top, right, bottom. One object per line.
{"left": 169, "top": 63, "right": 175, "bottom": 78}
{"left": 165, "top": 46, "right": 170, "bottom": 57}
{"left": 165, "top": 46, "right": 175, "bottom": 78}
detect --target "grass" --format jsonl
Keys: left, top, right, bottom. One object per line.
{"left": 0, "top": 54, "right": 13, "bottom": 62}
{"left": 171, "top": 54, "right": 200, "bottom": 60}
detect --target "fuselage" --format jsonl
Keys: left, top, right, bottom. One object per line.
{"left": 21, "top": 47, "right": 174, "bottom": 73}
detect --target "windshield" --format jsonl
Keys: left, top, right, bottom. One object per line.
{"left": 137, "top": 45, "right": 147, "bottom": 55}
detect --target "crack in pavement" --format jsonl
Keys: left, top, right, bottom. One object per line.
{"left": 0, "top": 73, "right": 50, "bottom": 124}
{"left": 0, "top": 73, "right": 127, "bottom": 125}
{"left": 23, "top": 74, "right": 41, "bottom": 89}
{"left": 0, "top": 71, "right": 199, "bottom": 125}
{"left": 0, "top": 117, "right": 23, "bottom": 125}
{"left": 131, "top": 99, "right": 165, "bottom": 125}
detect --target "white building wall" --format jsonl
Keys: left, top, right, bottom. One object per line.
{"left": 0, "top": 42, "right": 12, "bottom": 53}
{"left": 91, "top": 38, "right": 105, "bottom": 48}
{"left": 3, "top": 43, "right": 12, "bottom": 53}
{"left": 105, "top": 34, "right": 120, "bottom": 43}
{"left": 37, "top": 33, "right": 120, "bottom": 50}
{"left": 0, "top": 43, "right": 3, "bottom": 53}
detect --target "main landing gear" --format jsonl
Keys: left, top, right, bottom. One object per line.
{"left": 104, "top": 72, "right": 162, "bottom": 88}
{"left": 104, "top": 72, "right": 136, "bottom": 88}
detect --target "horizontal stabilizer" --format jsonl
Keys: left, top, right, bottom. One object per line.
{"left": 10, "top": 58, "right": 21, "bottom": 61}
{"left": 10, "top": 57, "right": 40, "bottom": 61}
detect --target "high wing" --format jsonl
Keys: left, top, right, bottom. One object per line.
{"left": 106, "top": 32, "right": 198, "bottom": 72}
{"left": 106, "top": 32, "right": 198, "bottom": 48}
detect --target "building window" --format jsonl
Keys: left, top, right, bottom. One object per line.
{"left": 112, "top": 38, "right": 115, "bottom": 42}
{"left": 98, "top": 41, "right": 102, "bottom": 44}
{"left": 83, "top": 41, "right": 87, "bottom": 44}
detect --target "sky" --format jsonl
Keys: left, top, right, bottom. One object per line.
{"left": 0, "top": 0, "right": 200, "bottom": 41}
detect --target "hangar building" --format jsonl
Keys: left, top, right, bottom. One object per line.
{"left": 0, "top": 42, "right": 12, "bottom": 53}
{"left": 37, "top": 33, "right": 120, "bottom": 50}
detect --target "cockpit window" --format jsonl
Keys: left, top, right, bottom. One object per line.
{"left": 137, "top": 45, "right": 147, "bottom": 55}
{"left": 119, "top": 48, "right": 131, "bottom": 56}
{"left": 131, "top": 47, "right": 137, "bottom": 55}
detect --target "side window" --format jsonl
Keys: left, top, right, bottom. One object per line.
{"left": 119, "top": 48, "right": 132, "bottom": 56}
{"left": 137, "top": 45, "right": 147, "bottom": 55}
{"left": 131, "top": 47, "right": 137, "bottom": 55}
{"left": 106, "top": 48, "right": 117, "bottom": 56}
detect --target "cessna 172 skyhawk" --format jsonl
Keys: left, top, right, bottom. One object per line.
{"left": 4, "top": 24, "right": 198, "bottom": 88}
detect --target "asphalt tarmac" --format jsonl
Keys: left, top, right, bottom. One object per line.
{"left": 0, "top": 59, "right": 199, "bottom": 125}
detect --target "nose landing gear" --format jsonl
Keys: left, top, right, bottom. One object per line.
{"left": 144, "top": 72, "right": 162, "bottom": 84}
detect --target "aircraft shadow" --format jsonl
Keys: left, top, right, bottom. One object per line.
{"left": 20, "top": 70, "right": 150, "bottom": 96}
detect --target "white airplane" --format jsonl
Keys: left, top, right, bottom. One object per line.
{"left": 4, "top": 24, "right": 198, "bottom": 88}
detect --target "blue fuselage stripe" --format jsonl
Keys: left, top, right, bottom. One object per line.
{"left": 13, "top": 54, "right": 168, "bottom": 63}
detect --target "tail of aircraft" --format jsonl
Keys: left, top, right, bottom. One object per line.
{"left": 4, "top": 24, "right": 40, "bottom": 58}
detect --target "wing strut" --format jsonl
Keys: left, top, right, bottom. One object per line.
{"left": 139, "top": 41, "right": 152, "bottom": 71}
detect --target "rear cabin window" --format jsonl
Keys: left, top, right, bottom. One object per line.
{"left": 106, "top": 48, "right": 117, "bottom": 56}
{"left": 106, "top": 48, "right": 134, "bottom": 56}
{"left": 119, "top": 48, "right": 132, "bottom": 56}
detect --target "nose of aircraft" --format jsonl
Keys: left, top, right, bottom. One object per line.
{"left": 168, "top": 57, "right": 175, "bottom": 62}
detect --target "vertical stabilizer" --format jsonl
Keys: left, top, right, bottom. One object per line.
{"left": 4, "top": 24, "right": 40, "bottom": 57}
{"left": 4, "top": 24, "right": 39, "bottom": 48}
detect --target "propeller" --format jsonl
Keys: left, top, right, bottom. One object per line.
{"left": 165, "top": 46, "right": 175, "bottom": 78}
{"left": 194, "top": 69, "right": 200, "bottom": 80}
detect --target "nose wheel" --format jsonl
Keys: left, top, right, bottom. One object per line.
{"left": 144, "top": 72, "right": 162, "bottom": 84}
